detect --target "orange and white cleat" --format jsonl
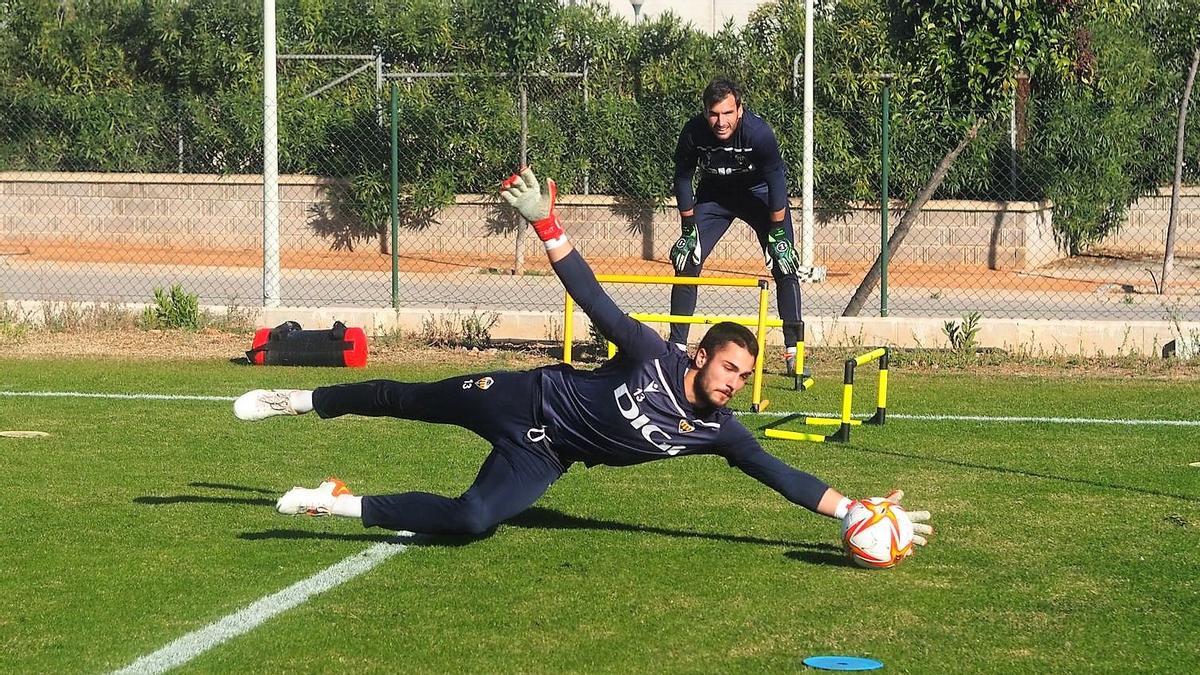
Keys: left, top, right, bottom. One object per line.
{"left": 275, "top": 478, "right": 353, "bottom": 516}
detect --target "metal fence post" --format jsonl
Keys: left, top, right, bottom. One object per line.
{"left": 515, "top": 80, "right": 528, "bottom": 274}
{"left": 880, "top": 74, "right": 893, "bottom": 318}
{"left": 390, "top": 81, "right": 400, "bottom": 310}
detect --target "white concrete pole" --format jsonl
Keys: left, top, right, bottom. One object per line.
{"left": 802, "top": 0, "right": 815, "bottom": 269}
{"left": 262, "top": 0, "right": 281, "bottom": 307}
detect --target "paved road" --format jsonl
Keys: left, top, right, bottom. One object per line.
{"left": 2, "top": 257, "right": 1197, "bottom": 321}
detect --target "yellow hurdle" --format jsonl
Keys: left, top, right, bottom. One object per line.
{"left": 562, "top": 275, "right": 791, "bottom": 412}
{"left": 763, "top": 346, "right": 889, "bottom": 443}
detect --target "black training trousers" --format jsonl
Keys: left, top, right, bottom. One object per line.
{"left": 312, "top": 371, "right": 565, "bottom": 535}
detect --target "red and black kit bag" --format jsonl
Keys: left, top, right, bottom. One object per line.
{"left": 246, "top": 321, "right": 367, "bottom": 367}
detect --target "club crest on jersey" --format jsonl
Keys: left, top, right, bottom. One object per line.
{"left": 678, "top": 419, "right": 695, "bottom": 433}
{"left": 462, "top": 376, "right": 495, "bottom": 390}
{"left": 613, "top": 383, "right": 685, "bottom": 455}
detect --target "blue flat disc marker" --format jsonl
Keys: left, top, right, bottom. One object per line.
{"left": 803, "top": 655, "right": 883, "bottom": 671}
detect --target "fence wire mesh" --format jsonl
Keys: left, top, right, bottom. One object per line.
{"left": 2, "top": 73, "right": 1197, "bottom": 325}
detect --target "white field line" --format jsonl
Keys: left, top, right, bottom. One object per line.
{"left": 111, "top": 536, "right": 411, "bottom": 675}
{"left": 739, "top": 410, "right": 1200, "bottom": 427}
{"left": 1, "top": 390, "right": 1199, "bottom": 427}
{"left": 0, "top": 390, "right": 232, "bottom": 402}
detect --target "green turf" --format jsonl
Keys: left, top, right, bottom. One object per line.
{"left": 1, "top": 356, "right": 1198, "bottom": 673}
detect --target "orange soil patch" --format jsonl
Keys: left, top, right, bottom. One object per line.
{"left": 8, "top": 242, "right": 1099, "bottom": 293}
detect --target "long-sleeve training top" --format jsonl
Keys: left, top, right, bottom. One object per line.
{"left": 673, "top": 110, "right": 788, "bottom": 214}
{"left": 536, "top": 250, "right": 828, "bottom": 512}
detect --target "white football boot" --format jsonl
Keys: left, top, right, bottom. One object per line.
{"left": 275, "top": 478, "right": 353, "bottom": 516}
{"left": 234, "top": 389, "right": 301, "bottom": 421}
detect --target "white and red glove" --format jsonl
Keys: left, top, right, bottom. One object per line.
{"left": 500, "top": 167, "right": 567, "bottom": 250}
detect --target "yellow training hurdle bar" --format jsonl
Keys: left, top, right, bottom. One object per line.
{"left": 762, "top": 347, "right": 889, "bottom": 443}
{"left": 561, "top": 274, "right": 809, "bottom": 413}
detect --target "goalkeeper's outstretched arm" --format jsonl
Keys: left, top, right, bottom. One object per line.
{"left": 500, "top": 167, "right": 663, "bottom": 358}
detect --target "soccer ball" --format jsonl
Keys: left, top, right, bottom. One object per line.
{"left": 841, "top": 498, "right": 914, "bottom": 569}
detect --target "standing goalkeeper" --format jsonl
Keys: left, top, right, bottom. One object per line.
{"left": 670, "top": 78, "right": 805, "bottom": 375}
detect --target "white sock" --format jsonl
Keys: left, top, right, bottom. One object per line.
{"left": 331, "top": 494, "right": 363, "bottom": 518}
{"left": 786, "top": 346, "right": 797, "bottom": 357}
{"left": 289, "top": 390, "right": 314, "bottom": 414}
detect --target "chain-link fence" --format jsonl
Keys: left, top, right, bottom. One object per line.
{"left": 2, "top": 73, "right": 1198, "bottom": 324}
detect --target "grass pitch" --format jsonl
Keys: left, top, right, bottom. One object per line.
{"left": 1, "top": 355, "right": 1198, "bottom": 673}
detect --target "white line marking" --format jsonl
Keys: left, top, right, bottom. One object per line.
{"left": 738, "top": 410, "right": 1200, "bottom": 427}
{"left": 2, "top": 390, "right": 1198, "bottom": 427}
{"left": 111, "top": 536, "right": 410, "bottom": 675}
{"left": 0, "top": 390, "right": 232, "bottom": 402}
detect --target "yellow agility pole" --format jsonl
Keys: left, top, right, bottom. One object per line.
{"left": 763, "top": 428, "right": 831, "bottom": 443}
{"left": 624, "top": 313, "right": 784, "bottom": 327}
{"left": 596, "top": 274, "right": 762, "bottom": 287}
{"left": 793, "top": 323, "right": 814, "bottom": 391}
{"left": 763, "top": 346, "right": 890, "bottom": 443}
{"left": 752, "top": 280, "right": 769, "bottom": 412}
{"left": 563, "top": 292, "right": 575, "bottom": 365}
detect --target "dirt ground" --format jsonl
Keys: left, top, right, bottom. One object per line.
{"left": 5, "top": 242, "right": 1159, "bottom": 293}
{"left": 3, "top": 327, "right": 1197, "bottom": 381}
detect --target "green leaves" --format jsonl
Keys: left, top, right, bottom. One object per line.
{"left": 142, "top": 284, "right": 201, "bottom": 330}
{"left": 0, "top": 0, "right": 1195, "bottom": 254}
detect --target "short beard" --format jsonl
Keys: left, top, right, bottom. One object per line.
{"left": 692, "top": 366, "right": 720, "bottom": 410}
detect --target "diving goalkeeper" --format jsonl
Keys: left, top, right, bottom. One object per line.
{"left": 233, "top": 167, "right": 932, "bottom": 551}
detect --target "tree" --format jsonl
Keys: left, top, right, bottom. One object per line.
{"left": 841, "top": 0, "right": 1088, "bottom": 316}
{"left": 1147, "top": 0, "right": 1200, "bottom": 293}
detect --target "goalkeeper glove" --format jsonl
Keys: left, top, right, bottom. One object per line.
{"left": 884, "top": 489, "right": 933, "bottom": 547}
{"left": 500, "top": 167, "right": 567, "bottom": 250}
{"left": 765, "top": 225, "right": 801, "bottom": 276}
{"left": 670, "top": 214, "right": 701, "bottom": 273}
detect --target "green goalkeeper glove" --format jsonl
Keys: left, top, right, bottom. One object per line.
{"left": 766, "top": 225, "right": 801, "bottom": 276}
{"left": 670, "top": 214, "right": 700, "bottom": 273}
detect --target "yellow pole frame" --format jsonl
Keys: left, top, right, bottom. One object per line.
{"left": 764, "top": 346, "right": 890, "bottom": 443}
{"left": 751, "top": 281, "right": 769, "bottom": 411}
{"left": 855, "top": 347, "right": 887, "bottom": 366}
{"left": 560, "top": 274, "right": 778, "bottom": 411}
{"left": 565, "top": 276, "right": 766, "bottom": 365}
{"left": 596, "top": 274, "right": 761, "bottom": 287}
{"left": 563, "top": 292, "right": 575, "bottom": 365}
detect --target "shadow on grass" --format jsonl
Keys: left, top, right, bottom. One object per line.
{"left": 134, "top": 495, "right": 275, "bottom": 506}
{"left": 850, "top": 445, "right": 1200, "bottom": 503}
{"left": 238, "top": 529, "right": 420, "bottom": 545}
{"left": 141, "top": 483, "right": 844, "bottom": 562}
{"left": 188, "top": 481, "right": 277, "bottom": 495}
{"left": 232, "top": 507, "right": 842, "bottom": 562}
{"left": 506, "top": 507, "right": 840, "bottom": 552}
{"left": 135, "top": 481, "right": 280, "bottom": 507}
{"left": 784, "top": 550, "right": 855, "bottom": 567}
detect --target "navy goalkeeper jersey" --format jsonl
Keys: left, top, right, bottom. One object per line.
{"left": 538, "top": 251, "right": 829, "bottom": 511}
{"left": 673, "top": 109, "right": 789, "bottom": 213}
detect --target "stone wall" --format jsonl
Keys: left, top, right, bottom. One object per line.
{"left": 2, "top": 171, "right": 1191, "bottom": 270}
{"left": 1097, "top": 186, "right": 1200, "bottom": 254}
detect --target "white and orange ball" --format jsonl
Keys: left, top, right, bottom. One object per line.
{"left": 840, "top": 498, "right": 914, "bottom": 569}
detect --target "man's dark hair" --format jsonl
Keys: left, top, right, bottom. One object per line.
{"left": 696, "top": 321, "right": 759, "bottom": 361}
{"left": 702, "top": 78, "right": 743, "bottom": 110}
